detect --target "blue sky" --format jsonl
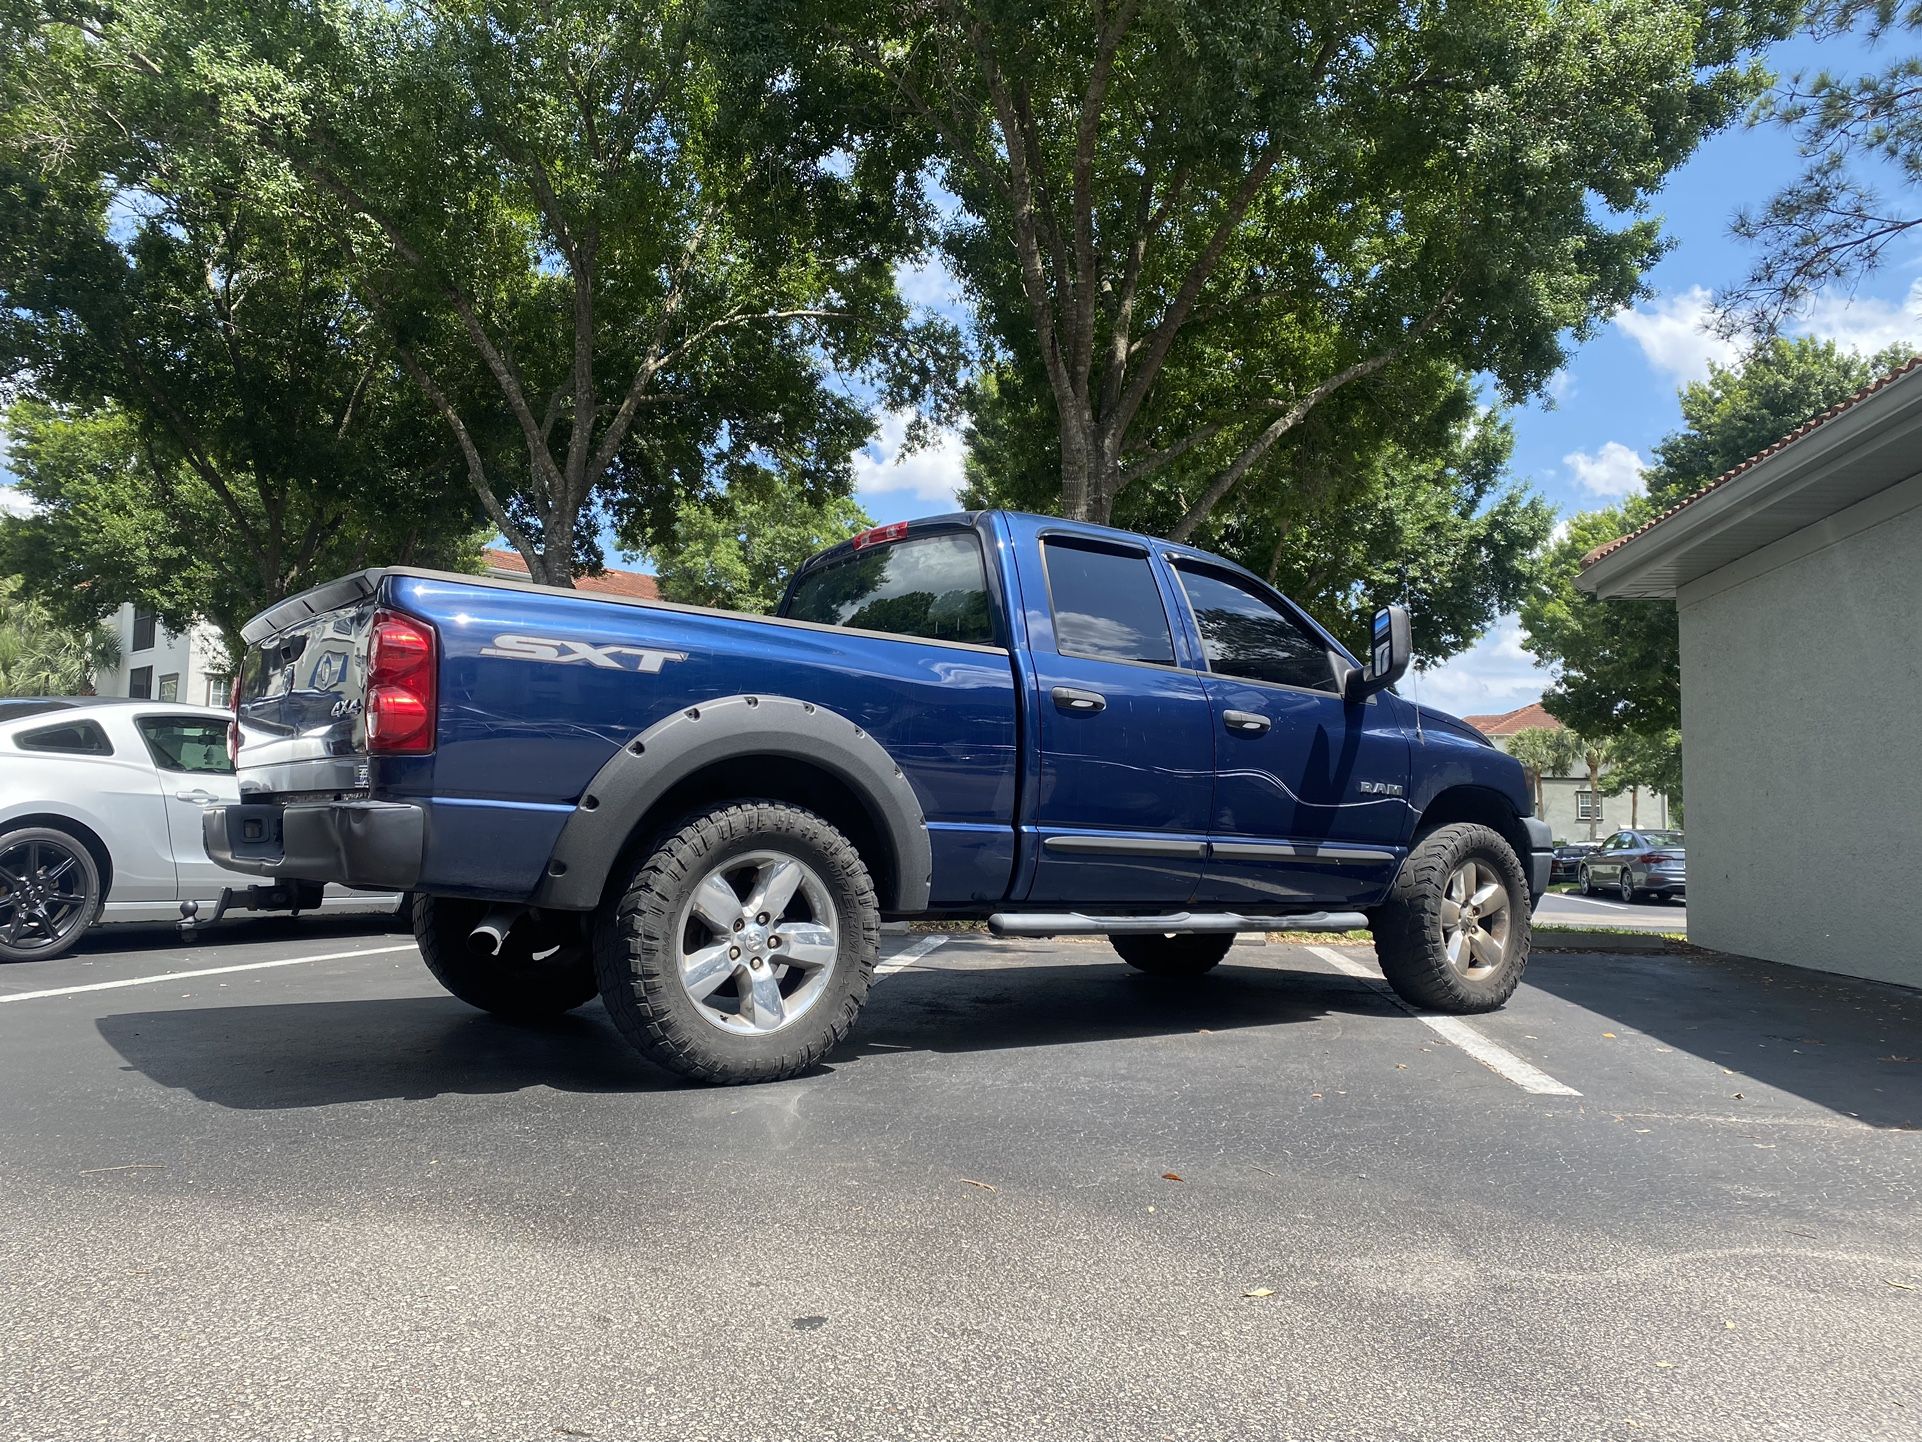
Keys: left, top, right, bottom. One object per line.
{"left": 851, "top": 22, "right": 1922, "bottom": 718}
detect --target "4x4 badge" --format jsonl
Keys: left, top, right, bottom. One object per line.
{"left": 481, "top": 633, "right": 687, "bottom": 673}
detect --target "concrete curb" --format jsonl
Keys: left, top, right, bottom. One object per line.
{"left": 1533, "top": 927, "right": 1685, "bottom": 953}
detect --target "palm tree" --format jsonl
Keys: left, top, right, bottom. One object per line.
{"left": 0, "top": 579, "right": 120, "bottom": 696}
{"left": 1507, "top": 726, "right": 1583, "bottom": 820}
{"left": 1578, "top": 734, "right": 1617, "bottom": 841}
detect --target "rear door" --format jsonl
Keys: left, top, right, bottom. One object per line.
{"left": 1016, "top": 535, "right": 1214, "bottom": 906}
{"left": 1166, "top": 560, "right": 1410, "bottom": 909}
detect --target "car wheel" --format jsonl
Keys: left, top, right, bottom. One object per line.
{"left": 593, "top": 800, "right": 880, "bottom": 1085}
{"left": 414, "top": 895, "right": 598, "bottom": 1018}
{"left": 1579, "top": 865, "right": 1595, "bottom": 896}
{"left": 1369, "top": 823, "right": 1530, "bottom": 1013}
{"left": 0, "top": 826, "right": 102, "bottom": 964}
{"left": 1112, "top": 931, "right": 1234, "bottom": 977}
{"left": 1618, "top": 870, "right": 1637, "bottom": 903}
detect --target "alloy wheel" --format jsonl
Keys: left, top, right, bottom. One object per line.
{"left": 674, "top": 850, "right": 840, "bottom": 1035}
{"left": 0, "top": 837, "right": 93, "bottom": 954}
{"left": 1439, "top": 858, "right": 1512, "bottom": 981}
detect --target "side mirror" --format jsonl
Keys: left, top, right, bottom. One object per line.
{"left": 1345, "top": 603, "right": 1411, "bottom": 699}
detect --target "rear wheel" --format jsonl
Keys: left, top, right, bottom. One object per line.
{"left": 1618, "top": 870, "right": 1638, "bottom": 903}
{"left": 1370, "top": 823, "right": 1530, "bottom": 1013}
{"left": 0, "top": 827, "right": 101, "bottom": 963}
{"left": 1111, "top": 931, "right": 1234, "bottom": 977}
{"left": 593, "top": 801, "right": 880, "bottom": 1085}
{"left": 413, "top": 896, "right": 597, "bottom": 1018}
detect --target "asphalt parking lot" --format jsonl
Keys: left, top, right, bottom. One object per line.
{"left": 2, "top": 916, "right": 1917, "bottom": 1442}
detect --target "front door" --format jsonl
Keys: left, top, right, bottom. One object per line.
{"left": 1020, "top": 536, "right": 1215, "bottom": 906}
{"left": 1165, "top": 561, "right": 1411, "bottom": 909}
{"left": 133, "top": 711, "right": 246, "bottom": 900}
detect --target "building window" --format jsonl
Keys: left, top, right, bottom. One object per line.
{"left": 158, "top": 673, "right": 179, "bottom": 702}
{"left": 1576, "top": 790, "right": 1601, "bottom": 821}
{"left": 129, "top": 665, "right": 153, "bottom": 699}
{"left": 132, "top": 606, "right": 157, "bottom": 652}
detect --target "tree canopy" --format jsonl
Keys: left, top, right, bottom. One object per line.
{"left": 650, "top": 474, "right": 871, "bottom": 613}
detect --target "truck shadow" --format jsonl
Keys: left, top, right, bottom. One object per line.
{"left": 94, "top": 962, "right": 1379, "bottom": 1110}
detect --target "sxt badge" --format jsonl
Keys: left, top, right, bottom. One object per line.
{"left": 482, "top": 634, "right": 687, "bottom": 673}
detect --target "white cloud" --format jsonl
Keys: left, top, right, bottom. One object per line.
{"left": 1795, "top": 277, "right": 1922, "bottom": 357}
{"left": 1408, "top": 614, "right": 1550, "bottom": 719}
{"left": 0, "top": 487, "right": 33, "bottom": 518}
{"left": 852, "top": 408, "right": 967, "bottom": 506}
{"left": 1614, "top": 286, "right": 1741, "bottom": 385}
{"left": 1544, "top": 369, "right": 1576, "bottom": 404}
{"left": 1563, "top": 440, "right": 1647, "bottom": 498}
{"left": 893, "top": 254, "right": 965, "bottom": 312}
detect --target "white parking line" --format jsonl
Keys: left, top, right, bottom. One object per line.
{"left": 1552, "top": 893, "right": 1641, "bottom": 914}
{"left": 1307, "top": 945, "right": 1581, "bottom": 1097}
{"left": 0, "top": 943, "right": 420, "bottom": 1006}
{"left": 875, "top": 935, "right": 948, "bottom": 976}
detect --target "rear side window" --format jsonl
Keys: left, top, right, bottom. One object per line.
{"left": 14, "top": 720, "right": 113, "bottom": 756}
{"left": 785, "top": 532, "right": 996, "bottom": 645}
{"left": 1043, "top": 540, "right": 1175, "bottom": 665}
{"left": 137, "top": 715, "right": 234, "bottom": 775}
{"left": 1173, "top": 564, "right": 1337, "bottom": 692}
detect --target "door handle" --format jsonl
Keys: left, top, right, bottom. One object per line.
{"left": 1223, "top": 710, "right": 1271, "bottom": 736}
{"left": 1051, "top": 686, "right": 1106, "bottom": 714}
{"left": 175, "top": 789, "right": 219, "bottom": 804}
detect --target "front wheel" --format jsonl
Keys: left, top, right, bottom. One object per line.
{"left": 1370, "top": 823, "right": 1530, "bottom": 1013}
{"left": 1112, "top": 931, "right": 1234, "bottom": 977}
{"left": 414, "top": 896, "right": 598, "bottom": 1018}
{"left": 0, "top": 827, "right": 101, "bottom": 963}
{"left": 593, "top": 801, "right": 880, "bottom": 1084}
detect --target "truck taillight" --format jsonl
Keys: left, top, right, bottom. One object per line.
{"left": 851, "top": 520, "right": 909, "bottom": 550}
{"left": 227, "top": 675, "right": 241, "bottom": 766}
{"left": 365, "top": 609, "right": 437, "bottom": 754}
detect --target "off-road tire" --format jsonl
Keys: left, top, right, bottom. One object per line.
{"left": 593, "top": 801, "right": 880, "bottom": 1085}
{"left": 1112, "top": 931, "right": 1234, "bottom": 977}
{"left": 414, "top": 895, "right": 598, "bottom": 1018}
{"left": 1370, "top": 823, "right": 1530, "bottom": 1014}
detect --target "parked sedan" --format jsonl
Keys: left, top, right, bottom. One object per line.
{"left": 1578, "top": 828, "right": 1686, "bottom": 903}
{"left": 0, "top": 698, "right": 391, "bottom": 962}
{"left": 1549, "top": 841, "right": 1599, "bottom": 883}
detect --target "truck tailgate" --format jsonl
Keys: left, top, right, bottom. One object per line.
{"left": 235, "top": 571, "right": 381, "bottom": 796}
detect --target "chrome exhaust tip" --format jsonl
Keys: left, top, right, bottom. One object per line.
{"left": 467, "top": 905, "right": 525, "bottom": 957}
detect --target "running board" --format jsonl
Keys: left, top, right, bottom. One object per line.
{"left": 987, "top": 911, "right": 1369, "bottom": 938}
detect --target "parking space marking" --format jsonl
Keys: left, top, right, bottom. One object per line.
{"left": 875, "top": 935, "right": 948, "bottom": 976}
{"left": 1307, "top": 945, "right": 1581, "bottom": 1097}
{"left": 1553, "top": 893, "right": 1640, "bottom": 913}
{"left": 0, "top": 943, "right": 420, "bottom": 1006}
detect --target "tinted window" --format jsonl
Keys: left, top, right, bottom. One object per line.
{"left": 785, "top": 532, "right": 996, "bottom": 645}
{"left": 1043, "top": 540, "right": 1175, "bottom": 665}
{"left": 132, "top": 606, "right": 156, "bottom": 651}
{"left": 137, "top": 715, "right": 233, "bottom": 775}
{"left": 15, "top": 720, "right": 113, "bottom": 756}
{"left": 1174, "top": 565, "right": 1336, "bottom": 692}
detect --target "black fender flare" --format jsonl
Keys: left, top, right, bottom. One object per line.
{"left": 530, "top": 694, "right": 932, "bottom": 913}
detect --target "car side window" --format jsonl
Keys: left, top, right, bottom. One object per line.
{"left": 783, "top": 532, "right": 997, "bottom": 646}
{"left": 1041, "top": 539, "right": 1177, "bottom": 666}
{"left": 14, "top": 720, "right": 113, "bottom": 756}
{"left": 136, "top": 716, "right": 234, "bottom": 775}
{"left": 1171, "top": 563, "right": 1338, "bottom": 693}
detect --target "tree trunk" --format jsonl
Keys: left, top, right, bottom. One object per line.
{"left": 1630, "top": 785, "right": 1639, "bottom": 827}
{"left": 1587, "top": 755, "right": 1601, "bottom": 841}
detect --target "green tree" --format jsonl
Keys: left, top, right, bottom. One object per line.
{"left": 0, "top": 12, "right": 485, "bottom": 656}
{"left": 1577, "top": 733, "right": 1615, "bottom": 842}
{"left": 757, "top": 0, "right": 1793, "bottom": 530}
{"left": 1523, "top": 337, "right": 1914, "bottom": 736}
{"left": 1506, "top": 726, "right": 1584, "bottom": 817}
{"left": 652, "top": 476, "right": 871, "bottom": 613}
{"left": 1600, "top": 727, "right": 1684, "bottom": 823}
{"left": 170, "top": 0, "right": 954, "bottom": 584}
{"left": 1726, "top": 1, "right": 1922, "bottom": 329}
{"left": 0, "top": 576, "right": 119, "bottom": 696}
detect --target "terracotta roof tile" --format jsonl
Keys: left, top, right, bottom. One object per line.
{"left": 1458, "top": 701, "right": 1563, "bottom": 736}
{"left": 483, "top": 548, "right": 660, "bottom": 600}
{"left": 1580, "top": 355, "right": 1922, "bottom": 570}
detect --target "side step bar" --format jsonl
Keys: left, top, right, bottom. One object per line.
{"left": 987, "top": 911, "right": 1369, "bottom": 938}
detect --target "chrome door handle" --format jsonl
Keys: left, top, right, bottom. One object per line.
{"left": 175, "top": 789, "right": 218, "bottom": 804}
{"left": 1223, "top": 710, "right": 1271, "bottom": 735}
{"left": 1051, "top": 686, "right": 1106, "bottom": 714}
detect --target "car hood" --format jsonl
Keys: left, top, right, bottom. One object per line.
{"left": 1405, "top": 701, "right": 1494, "bottom": 747}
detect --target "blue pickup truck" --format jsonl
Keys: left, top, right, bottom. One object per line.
{"left": 207, "top": 510, "right": 1550, "bottom": 1084}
